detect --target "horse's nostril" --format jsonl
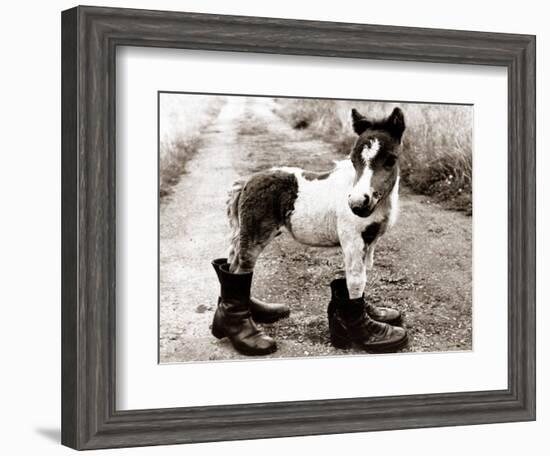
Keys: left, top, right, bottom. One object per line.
{"left": 363, "top": 194, "right": 370, "bottom": 205}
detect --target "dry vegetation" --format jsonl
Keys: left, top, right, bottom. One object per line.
{"left": 275, "top": 98, "right": 473, "bottom": 213}
{"left": 159, "top": 94, "right": 225, "bottom": 197}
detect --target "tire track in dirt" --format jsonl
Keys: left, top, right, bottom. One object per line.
{"left": 160, "top": 97, "right": 472, "bottom": 363}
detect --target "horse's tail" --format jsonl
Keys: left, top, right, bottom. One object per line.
{"left": 226, "top": 179, "right": 245, "bottom": 264}
{"left": 227, "top": 179, "right": 244, "bottom": 231}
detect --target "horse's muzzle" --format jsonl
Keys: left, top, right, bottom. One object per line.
{"left": 350, "top": 204, "right": 372, "bottom": 218}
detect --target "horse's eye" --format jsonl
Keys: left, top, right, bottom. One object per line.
{"left": 384, "top": 156, "right": 397, "bottom": 168}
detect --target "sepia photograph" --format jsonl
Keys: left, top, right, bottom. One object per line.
{"left": 55, "top": 4, "right": 537, "bottom": 451}
{"left": 158, "top": 92, "right": 473, "bottom": 363}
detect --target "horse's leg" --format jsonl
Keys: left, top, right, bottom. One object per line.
{"left": 230, "top": 222, "right": 279, "bottom": 274}
{"left": 227, "top": 218, "right": 290, "bottom": 322}
{"left": 339, "top": 232, "right": 368, "bottom": 299}
{"left": 338, "top": 228, "right": 403, "bottom": 327}
{"left": 232, "top": 241, "right": 266, "bottom": 274}
{"left": 365, "top": 239, "right": 378, "bottom": 271}
{"left": 226, "top": 230, "right": 239, "bottom": 266}
{"left": 329, "top": 229, "right": 406, "bottom": 351}
{"left": 213, "top": 224, "right": 278, "bottom": 357}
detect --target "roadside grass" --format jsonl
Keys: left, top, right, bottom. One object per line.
{"left": 237, "top": 110, "right": 270, "bottom": 136}
{"left": 274, "top": 98, "right": 473, "bottom": 213}
{"left": 159, "top": 94, "right": 225, "bottom": 198}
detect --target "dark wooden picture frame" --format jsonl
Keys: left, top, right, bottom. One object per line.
{"left": 61, "top": 5, "right": 536, "bottom": 450}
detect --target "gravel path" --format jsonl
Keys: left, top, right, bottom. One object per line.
{"left": 159, "top": 97, "right": 472, "bottom": 363}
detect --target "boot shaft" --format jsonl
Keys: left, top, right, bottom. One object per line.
{"left": 327, "top": 278, "right": 408, "bottom": 352}
{"left": 329, "top": 278, "right": 364, "bottom": 320}
{"left": 212, "top": 261, "right": 253, "bottom": 304}
{"left": 330, "top": 278, "right": 350, "bottom": 302}
{"left": 213, "top": 258, "right": 290, "bottom": 323}
{"left": 211, "top": 259, "right": 277, "bottom": 356}
{"left": 211, "top": 257, "right": 226, "bottom": 281}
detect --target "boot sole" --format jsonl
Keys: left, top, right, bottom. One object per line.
{"left": 330, "top": 332, "right": 409, "bottom": 353}
{"left": 211, "top": 325, "right": 278, "bottom": 356}
{"left": 234, "top": 342, "right": 278, "bottom": 357}
{"left": 329, "top": 306, "right": 402, "bottom": 327}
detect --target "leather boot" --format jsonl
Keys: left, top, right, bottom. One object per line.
{"left": 211, "top": 262, "right": 277, "bottom": 356}
{"left": 212, "top": 258, "right": 290, "bottom": 323}
{"left": 328, "top": 279, "right": 408, "bottom": 352}
{"left": 328, "top": 278, "right": 402, "bottom": 325}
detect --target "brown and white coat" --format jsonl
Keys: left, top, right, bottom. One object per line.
{"left": 227, "top": 107, "right": 405, "bottom": 301}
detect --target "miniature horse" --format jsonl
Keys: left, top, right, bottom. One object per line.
{"left": 227, "top": 107, "right": 405, "bottom": 302}
{"left": 211, "top": 107, "right": 407, "bottom": 356}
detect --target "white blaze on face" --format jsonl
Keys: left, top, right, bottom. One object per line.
{"left": 361, "top": 138, "right": 380, "bottom": 162}
{"left": 349, "top": 138, "right": 379, "bottom": 207}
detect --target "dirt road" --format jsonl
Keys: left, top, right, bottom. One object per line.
{"left": 159, "top": 97, "right": 472, "bottom": 363}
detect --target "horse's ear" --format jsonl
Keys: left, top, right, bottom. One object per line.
{"left": 351, "top": 108, "right": 371, "bottom": 135}
{"left": 385, "top": 107, "right": 405, "bottom": 141}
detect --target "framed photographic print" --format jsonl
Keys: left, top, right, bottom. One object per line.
{"left": 61, "top": 5, "right": 536, "bottom": 450}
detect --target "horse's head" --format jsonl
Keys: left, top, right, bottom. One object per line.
{"left": 348, "top": 107, "right": 405, "bottom": 218}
